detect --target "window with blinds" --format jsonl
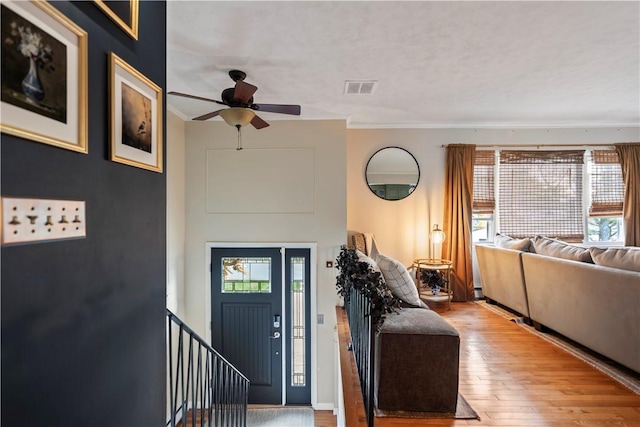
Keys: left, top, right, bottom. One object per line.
{"left": 473, "top": 151, "right": 495, "bottom": 214}
{"left": 589, "top": 150, "right": 624, "bottom": 216}
{"left": 498, "top": 150, "right": 585, "bottom": 242}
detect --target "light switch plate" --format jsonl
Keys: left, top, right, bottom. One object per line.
{"left": 1, "top": 197, "right": 86, "bottom": 245}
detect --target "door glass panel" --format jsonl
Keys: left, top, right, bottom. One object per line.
{"left": 291, "top": 256, "right": 306, "bottom": 386}
{"left": 222, "top": 257, "right": 271, "bottom": 293}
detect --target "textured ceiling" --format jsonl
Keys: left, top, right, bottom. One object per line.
{"left": 166, "top": 1, "right": 640, "bottom": 128}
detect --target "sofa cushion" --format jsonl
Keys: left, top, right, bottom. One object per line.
{"left": 532, "top": 236, "right": 593, "bottom": 263}
{"left": 379, "top": 308, "right": 458, "bottom": 336}
{"left": 494, "top": 233, "right": 531, "bottom": 251}
{"left": 590, "top": 247, "right": 640, "bottom": 272}
{"left": 375, "top": 253, "right": 422, "bottom": 307}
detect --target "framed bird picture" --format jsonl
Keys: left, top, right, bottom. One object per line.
{"left": 108, "top": 52, "right": 162, "bottom": 172}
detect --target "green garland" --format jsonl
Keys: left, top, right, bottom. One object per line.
{"left": 335, "top": 246, "right": 400, "bottom": 331}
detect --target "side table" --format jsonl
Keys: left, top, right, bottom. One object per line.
{"left": 413, "top": 258, "right": 453, "bottom": 310}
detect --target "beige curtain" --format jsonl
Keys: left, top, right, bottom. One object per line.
{"left": 442, "top": 144, "right": 475, "bottom": 302}
{"left": 615, "top": 143, "right": 640, "bottom": 246}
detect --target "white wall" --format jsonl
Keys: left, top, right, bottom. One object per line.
{"left": 166, "top": 111, "right": 186, "bottom": 316}
{"left": 183, "top": 119, "right": 347, "bottom": 408}
{"left": 347, "top": 126, "right": 640, "bottom": 267}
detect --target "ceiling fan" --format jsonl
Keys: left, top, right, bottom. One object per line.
{"left": 168, "top": 69, "right": 301, "bottom": 130}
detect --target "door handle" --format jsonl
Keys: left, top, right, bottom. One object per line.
{"left": 269, "top": 332, "right": 281, "bottom": 339}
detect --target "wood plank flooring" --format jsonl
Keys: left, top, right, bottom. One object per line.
{"left": 339, "top": 301, "right": 640, "bottom": 427}
{"left": 315, "top": 410, "right": 338, "bottom": 426}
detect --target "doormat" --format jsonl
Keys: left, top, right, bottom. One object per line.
{"left": 374, "top": 393, "right": 480, "bottom": 420}
{"left": 476, "top": 300, "right": 640, "bottom": 395}
{"left": 247, "top": 407, "right": 314, "bottom": 427}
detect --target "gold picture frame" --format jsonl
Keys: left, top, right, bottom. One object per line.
{"left": 108, "top": 52, "right": 162, "bottom": 173}
{"left": 94, "top": 0, "right": 139, "bottom": 40}
{"left": 0, "top": 0, "right": 88, "bottom": 153}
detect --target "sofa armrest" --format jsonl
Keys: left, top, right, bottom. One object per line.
{"left": 475, "top": 244, "right": 530, "bottom": 317}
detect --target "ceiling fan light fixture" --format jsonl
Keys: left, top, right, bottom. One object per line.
{"left": 219, "top": 107, "right": 255, "bottom": 127}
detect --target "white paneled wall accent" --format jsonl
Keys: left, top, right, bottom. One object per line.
{"left": 206, "top": 148, "right": 315, "bottom": 214}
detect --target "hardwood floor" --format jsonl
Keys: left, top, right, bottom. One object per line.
{"left": 338, "top": 301, "right": 640, "bottom": 427}
{"left": 315, "top": 410, "right": 338, "bottom": 426}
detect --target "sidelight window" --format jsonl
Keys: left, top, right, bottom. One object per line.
{"left": 290, "top": 256, "right": 306, "bottom": 387}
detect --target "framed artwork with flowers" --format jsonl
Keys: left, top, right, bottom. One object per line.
{"left": 109, "top": 52, "right": 162, "bottom": 173}
{"left": 94, "top": 0, "right": 139, "bottom": 40}
{"left": 0, "top": 0, "right": 88, "bottom": 153}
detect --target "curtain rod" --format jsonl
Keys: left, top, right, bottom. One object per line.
{"left": 441, "top": 143, "right": 618, "bottom": 148}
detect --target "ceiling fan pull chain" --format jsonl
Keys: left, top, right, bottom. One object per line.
{"left": 236, "top": 124, "right": 243, "bottom": 151}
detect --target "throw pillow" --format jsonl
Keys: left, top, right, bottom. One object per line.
{"left": 532, "top": 236, "right": 593, "bottom": 263}
{"left": 355, "top": 249, "right": 383, "bottom": 278}
{"left": 375, "top": 253, "right": 422, "bottom": 307}
{"left": 590, "top": 247, "right": 640, "bottom": 272}
{"left": 494, "top": 233, "right": 532, "bottom": 251}
{"left": 352, "top": 233, "right": 367, "bottom": 254}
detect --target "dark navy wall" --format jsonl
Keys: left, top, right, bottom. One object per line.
{"left": 1, "top": 2, "right": 166, "bottom": 426}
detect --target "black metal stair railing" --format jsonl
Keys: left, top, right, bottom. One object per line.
{"left": 167, "top": 309, "right": 249, "bottom": 427}
{"left": 345, "top": 286, "right": 375, "bottom": 427}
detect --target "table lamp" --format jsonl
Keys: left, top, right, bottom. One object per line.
{"left": 430, "top": 224, "right": 446, "bottom": 260}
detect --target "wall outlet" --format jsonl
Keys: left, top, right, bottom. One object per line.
{"left": 1, "top": 197, "right": 86, "bottom": 245}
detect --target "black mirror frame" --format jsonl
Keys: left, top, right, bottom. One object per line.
{"left": 365, "top": 146, "right": 420, "bottom": 201}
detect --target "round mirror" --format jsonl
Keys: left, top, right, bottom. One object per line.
{"left": 365, "top": 147, "right": 420, "bottom": 201}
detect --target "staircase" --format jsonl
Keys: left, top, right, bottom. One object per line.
{"left": 176, "top": 409, "right": 208, "bottom": 427}
{"left": 167, "top": 310, "right": 249, "bottom": 427}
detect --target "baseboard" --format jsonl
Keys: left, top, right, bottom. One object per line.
{"left": 313, "top": 402, "right": 335, "bottom": 411}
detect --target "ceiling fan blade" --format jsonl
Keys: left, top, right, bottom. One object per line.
{"left": 234, "top": 80, "right": 258, "bottom": 104}
{"left": 251, "top": 115, "right": 270, "bottom": 129}
{"left": 252, "top": 104, "right": 301, "bottom": 115}
{"left": 192, "top": 109, "right": 224, "bottom": 121}
{"left": 168, "top": 91, "right": 225, "bottom": 105}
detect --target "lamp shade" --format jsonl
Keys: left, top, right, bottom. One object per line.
{"left": 431, "top": 224, "right": 446, "bottom": 244}
{"left": 219, "top": 108, "right": 255, "bottom": 127}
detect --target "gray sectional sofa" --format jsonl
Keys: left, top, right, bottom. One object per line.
{"left": 476, "top": 236, "right": 640, "bottom": 374}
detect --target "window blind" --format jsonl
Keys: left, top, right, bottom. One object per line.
{"left": 589, "top": 150, "right": 624, "bottom": 216}
{"left": 499, "top": 150, "right": 585, "bottom": 242}
{"left": 473, "top": 150, "right": 495, "bottom": 214}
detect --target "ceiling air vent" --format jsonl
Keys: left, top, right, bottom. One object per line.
{"left": 344, "top": 80, "right": 377, "bottom": 95}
